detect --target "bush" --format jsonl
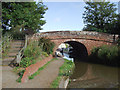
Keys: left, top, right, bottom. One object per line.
{"left": 20, "top": 41, "right": 42, "bottom": 68}
{"left": 38, "top": 37, "right": 55, "bottom": 55}
{"left": 24, "top": 41, "right": 41, "bottom": 58}
{"left": 91, "top": 46, "right": 100, "bottom": 55}
{"left": 97, "top": 45, "right": 119, "bottom": 61}
{"left": 90, "top": 45, "right": 120, "bottom": 65}
{"left": 97, "top": 45, "right": 110, "bottom": 60}
{"left": 20, "top": 57, "right": 34, "bottom": 68}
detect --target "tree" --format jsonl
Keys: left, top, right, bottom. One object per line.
{"left": 2, "top": 2, "right": 48, "bottom": 34}
{"left": 111, "top": 14, "right": 120, "bottom": 34}
{"left": 83, "top": 0, "right": 117, "bottom": 33}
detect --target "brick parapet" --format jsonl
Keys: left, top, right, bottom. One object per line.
{"left": 29, "top": 31, "right": 117, "bottom": 43}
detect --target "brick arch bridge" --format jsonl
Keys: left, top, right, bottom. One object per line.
{"left": 26, "top": 31, "right": 116, "bottom": 82}
{"left": 28, "top": 31, "right": 115, "bottom": 55}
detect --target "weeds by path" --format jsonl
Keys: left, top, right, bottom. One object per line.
{"left": 50, "top": 59, "right": 75, "bottom": 88}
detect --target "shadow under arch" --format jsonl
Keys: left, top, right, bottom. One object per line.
{"left": 54, "top": 40, "right": 89, "bottom": 78}
{"left": 63, "top": 41, "right": 89, "bottom": 79}
{"left": 64, "top": 41, "right": 88, "bottom": 60}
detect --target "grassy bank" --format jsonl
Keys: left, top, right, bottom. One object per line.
{"left": 50, "top": 59, "right": 75, "bottom": 88}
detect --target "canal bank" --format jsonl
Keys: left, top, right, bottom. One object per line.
{"left": 50, "top": 57, "right": 75, "bottom": 88}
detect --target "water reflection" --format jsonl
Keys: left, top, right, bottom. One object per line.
{"left": 63, "top": 53, "right": 119, "bottom": 88}
{"left": 63, "top": 53, "right": 74, "bottom": 62}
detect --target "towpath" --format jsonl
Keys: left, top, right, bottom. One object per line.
{"left": 2, "top": 58, "right": 64, "bottom": 88}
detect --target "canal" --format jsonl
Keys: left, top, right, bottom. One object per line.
{"left": 63, "top": 53, "right": 120, "bottom": 88}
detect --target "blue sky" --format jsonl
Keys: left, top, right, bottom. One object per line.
{"left": 40, "top": 2, "right": 118, "bottom": 32}
{"left": 41, "top": 2, "right": 86, "bottom": 32}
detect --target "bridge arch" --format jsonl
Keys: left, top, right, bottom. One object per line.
{"left": 64, "top": 41, "right": 88, "bottom": 58}
{"left": 55, "top": 40, "right": 88, "bottom": 58}
{"left": 53, "top": 39, "right": 89, "bottom": 58}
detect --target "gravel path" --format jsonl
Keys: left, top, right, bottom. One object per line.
{"left": 2, "top": 58, "right": 64, "bottom": 88}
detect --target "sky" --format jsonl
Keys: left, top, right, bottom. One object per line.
{"left": 38, "top": 1, "right": 119, "bottom": 32}
{"left": 41, "top": 2, "right": 86, "bottom": 32}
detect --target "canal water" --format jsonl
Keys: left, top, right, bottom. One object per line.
{"left": 63, "top": 53, "right": 120, "bottom": 88}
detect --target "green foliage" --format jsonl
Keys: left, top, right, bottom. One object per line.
{"left": 117, "top": 38, "right": 120, "bottom": 46}
{"left": 42, "top": 52, "right": 49, "bottom": 57}
{"left": 59, "top": 59, "right": 74, "bottom": 76}
{"left": 51, "top": 59, "right": 75, "bottom": 88}
{"left": 11, "top": 25, "right": 25, "bottom": 40}
{"left": 111, "top": 14, "right": 120, "bottom": 35}
{"left": 16, "top": 70, "right": 25, "bottom": 83}
{"left": 83, "top": 26, "right": 107, "bottom": 33}
{"left": 17, "top": 41, "right": 42, "bottom": 68}
{"left": 28, "top": 69, "right": 41, "bottom": 80}
{"left": 16, "top": 76, "right": 22, "bottom": 83}
{"left": 16, "top": 40, "right": 54, "bottom": 82}
{"left": 29, "top": 75, "right": 34, "bottom": 80}
{"left": 20, "top": 57, "right": 34, "bottom": 68}
{"left": 2, "top": 2, "right": 48, "bottom": 33}
{"left": 97, "top": 45, "right": 118, "bottom": 60}
{"left": 50, "top": 76, "right": 61, "bottom": 88}
{"left": 83, "top": 1, "right": 117, "bottom": 33}
{"left": 24, "top": 41, "right": 41, "bottom": 58}
{"left": 38, "top": 37, "right": 55, "bottom": 55}
{"left": 13, "top": 67, "right": 21, "bottom": 73}
{"left": 90, "top": 45, "right": 120, "bottom": 65}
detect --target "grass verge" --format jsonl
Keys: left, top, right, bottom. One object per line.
{"left": 50, "top": 59, "right": 75, "bottom": 88}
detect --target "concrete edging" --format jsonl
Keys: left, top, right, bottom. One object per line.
{"left": 59, "top": 76, "right": 70, "bottom": 88}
